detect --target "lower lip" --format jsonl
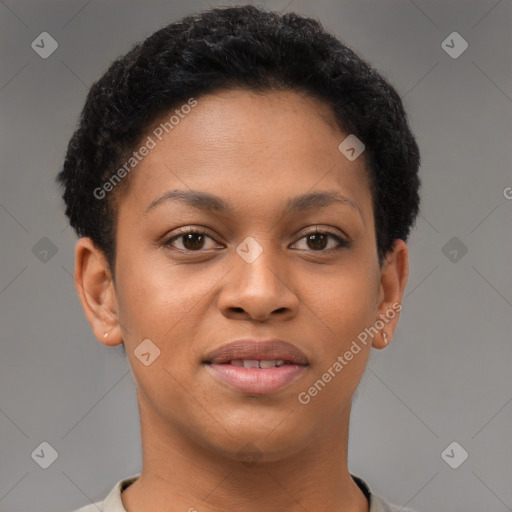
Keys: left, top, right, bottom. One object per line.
{"left": 206, "top": 363, "right": 307, "bottom": 395}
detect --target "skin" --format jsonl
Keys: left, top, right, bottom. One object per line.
{"left": 75, "top": 89, "right": 409, "bottom": 512}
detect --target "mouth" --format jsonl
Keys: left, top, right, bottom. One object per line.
{"left": 203, "top": 338, "right": 309, "bottom": 395}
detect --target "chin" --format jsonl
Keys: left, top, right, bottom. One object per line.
{"left": 202, "top": 418, "right": 309, "bottom": 464}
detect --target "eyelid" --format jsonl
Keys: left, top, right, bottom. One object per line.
{"left": 163, "top": 225, "right": 220, "bottom": 246}
{"left": 294, "top": 225, "right": 350, "bottom": 242}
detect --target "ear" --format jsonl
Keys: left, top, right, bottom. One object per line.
{"left": 372, "top": 239, "right": 409, "bottom": 349}
{"left": 74, "top": 237, "right": 122, "bottom": 347}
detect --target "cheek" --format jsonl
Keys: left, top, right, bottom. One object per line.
{"left": 114, "top": 251, "right": 216, "bottom": 345}
{"left": 113, "top": 255, "right": 214, "bottom": 400}
{"left": 308, "top": 262, "right": 379, "bottom": 347}
{"left": 295, "top": 268, "right": 376, "bottom": 422}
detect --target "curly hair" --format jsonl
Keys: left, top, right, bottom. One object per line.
{"left": 57, "top": 4, "right": 421, "bottom": 274}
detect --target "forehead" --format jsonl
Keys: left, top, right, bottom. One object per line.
{"left": 117, "top": 88, "right": 373, "bottom": 225}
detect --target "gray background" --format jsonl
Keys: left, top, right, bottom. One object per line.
{"left": 0, "top": 0, "right": 511, "bottom": 511}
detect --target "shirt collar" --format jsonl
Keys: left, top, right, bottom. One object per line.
{"left": 100, "top": 472, "right": 398, "bottom": 512}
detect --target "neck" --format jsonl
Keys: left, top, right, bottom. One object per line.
{"left": 121, "top": 395, "right": 369, "bottom": 512}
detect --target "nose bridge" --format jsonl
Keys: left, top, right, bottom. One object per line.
{"left": 234, "top": 234, "right": 285, "bottom": 292}
{"left": 219, "top": 234, "right": 298, "bottom": 320}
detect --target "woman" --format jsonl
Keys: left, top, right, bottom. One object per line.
{"left": 58, "top": 5, "right": 421, "bottom": 511}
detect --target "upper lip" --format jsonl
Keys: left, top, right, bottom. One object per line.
{"left": 203, "top": 338, "right": 309, "bottom": 365}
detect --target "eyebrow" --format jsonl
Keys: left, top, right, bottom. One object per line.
{"left": 145, "top": 188, "right": 363, "bottom": 221}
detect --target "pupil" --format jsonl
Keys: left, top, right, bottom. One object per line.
{"left": 308, "top": 233, "right": 327, "bottom": 250}
{"left": 183, "top": 233, "right": 204, "bottom": 250}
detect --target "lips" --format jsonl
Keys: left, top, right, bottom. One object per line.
{"left": 203, "top": 338, "right": 309, "bottom": 366}
{"left": 203, "top": 338, "right": 309, "bottom": 395}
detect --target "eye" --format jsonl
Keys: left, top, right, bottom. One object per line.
{"left": 290, "top": 228, "right": 351, "bottom": 252}
{"left": 163, "top": 227, "right": 221, "bottom": 251}
{"left": 162, "top": 226, "right": 351, "bottom": 253}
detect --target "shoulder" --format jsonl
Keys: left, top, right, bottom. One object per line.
{"left": 71, "top": 474, "right": 140, "bottom": 512}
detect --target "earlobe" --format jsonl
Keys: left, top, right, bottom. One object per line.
{"left": 372, "top": 239, "right": 409, "bottom": 350}
{"left": 74, "top": 237, "right": 122, "bottom": 347}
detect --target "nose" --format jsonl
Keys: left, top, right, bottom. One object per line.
{"left": 217, "top": 239, "right": 299, "bottom": 322}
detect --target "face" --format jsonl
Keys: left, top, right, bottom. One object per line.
{"left": 77, "top": 88, "right": 408, "bottom": 463}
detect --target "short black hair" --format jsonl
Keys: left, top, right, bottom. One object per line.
{"left": 57, "top": 4, "right": 421, "bottom": 273}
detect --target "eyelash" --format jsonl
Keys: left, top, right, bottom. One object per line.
{"left": 162, "top": 226, "right": 351, "bottom": 253}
